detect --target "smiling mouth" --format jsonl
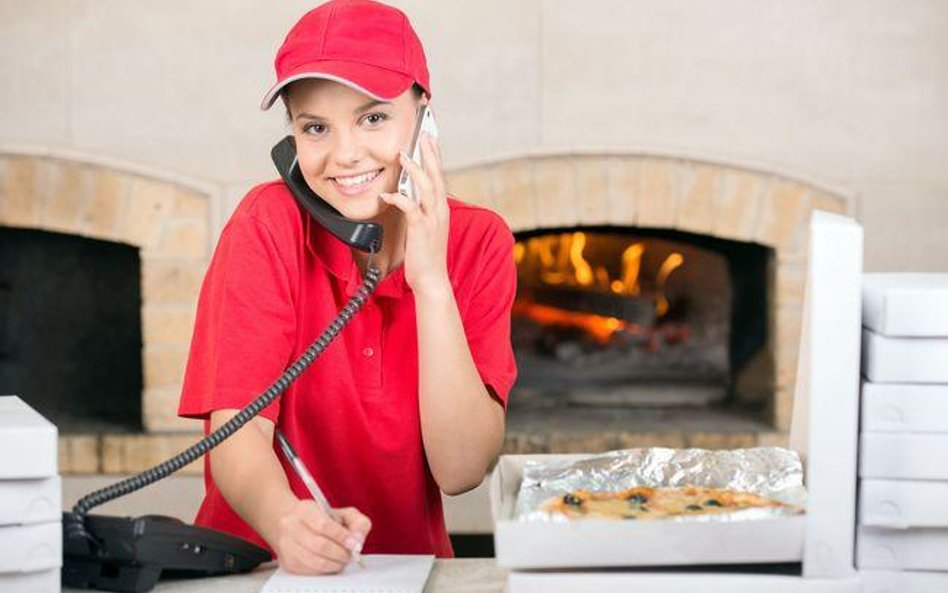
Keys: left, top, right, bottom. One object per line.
{"left": 330, "top": 169, "right": 383, "bottom": 194}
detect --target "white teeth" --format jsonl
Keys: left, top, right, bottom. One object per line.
{"left": 334, "top": 170, "right": 380, "bottom": 188}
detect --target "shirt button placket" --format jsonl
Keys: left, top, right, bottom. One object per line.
{"left": 362, "top": 302, "right": 382, "bottom": 388}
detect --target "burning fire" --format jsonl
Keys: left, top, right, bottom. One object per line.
{"left": 514, "top": 232, "right": 686, "bottom": 344}
{"left": 512, "top": 301, "right": 644, "bottom": 344}
{"left": 655, "top": 253, "right": 684, "bottom": 316}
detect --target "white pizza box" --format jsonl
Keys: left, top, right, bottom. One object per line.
{"left": 491, "top": 453, "right": 808, "bottom": 570}
{"left": 784, "top": 210, "right": 863, "bottom": 580}
{"left": 859, "top": 433, "right": 948, "bottom": 480}
{"left": 507, "top": 570, "right": 861, "bottom": 593}
{"left": 857, "top": 526, "right": 948, "bottom": 571}
{"left": 0, "top": 396, "right": 58, "bottom": 479}
{"left": 494, "top": 211, "right": 863, "bottom": 585}
{"left": 0, "top": 476, "right": 61, "bottom": 526}
{"left": 860, "top": 569, "right": 948, "bottom": 593}
{"left": 863, "top": 273, "right": 948, "bottom": 337}
{"left": 0, "top": 567, "right": 59, "bottom": 593}
{"left": 861, "top": 382, "right": 948, "bottom": 433}
{"left": 860, "top": 479, "right": 948, "bottom": 528}
{"left": 861, "top": 329, "right": 948, "bottom": 384}
{"left": 0, "top": 521, "right": 61, "bottom": 573}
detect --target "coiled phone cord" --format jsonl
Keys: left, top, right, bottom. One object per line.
{"left": 64, "top": 264, "right": 382, "bottom": 547}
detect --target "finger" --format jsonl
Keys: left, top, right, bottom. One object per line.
{"left": 419, "top": 135, "right": 447, "bottom": 211}
{"left": 380, "top": 191, "right": 424, "bottom": 224}
{"left": 399, "top": 151, "right": 435, "bottom": 212}
{"left": 279, "top": 543, "right": 321, "bottom": 576}
{"left": 308, "top": 533, "right": 352, "bottom": 566}
{"left": 295, "top": 524, "right": 353, "bottom": 567}
{"left": 297, "top": 502, "right": 355, "bottom": 552}
{"left": 336, "top": 507, "right": 372, "bottom": 543}
{"left": 280, "top": 538, "right": 325, "bottom": 575}
{"left": 284, "top": 537, "right": 346, "bottom": 575}
{"left": 427, "top": 132, "right": 444, "bottom": 171}
{"left": 293, "top": 509, "right": 352, "bottom": 565}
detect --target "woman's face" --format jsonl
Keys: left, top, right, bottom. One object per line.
{"left": 286, "top": 78, "right": 423, "bottom": 221}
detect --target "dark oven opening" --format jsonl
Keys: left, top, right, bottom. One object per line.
{"left": 0, "top": 227, "right": 143, "bottom": 433}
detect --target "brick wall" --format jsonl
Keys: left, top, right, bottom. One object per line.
{"left": 1, "top": 150, "right": 851, "bottom": 474}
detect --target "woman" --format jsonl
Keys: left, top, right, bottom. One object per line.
{"left": 177, "top": 0, "right": 517, "bottom": 575}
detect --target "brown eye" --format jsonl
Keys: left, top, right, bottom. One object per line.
{"left": 686, "top": 505, "right": 702, "bottom": 511}
{"left": 626, "top": 493, "right": 648, "bottom": 504}
{"left": 362, "top": 112, "right": 389, "bottom": 126}
{"left": 563, "top": 493, "right": 582, "bottom": 506}
{"left": 704, "top": 499, "right": 722, "bottom": 507}
{"left": 303, "top": 122, "right": 326, "bottom": 135}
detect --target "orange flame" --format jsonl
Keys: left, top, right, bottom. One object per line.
{"left": 514, "top": 233, "right": 686, "bottom": 325}
{"left": 655, "top": 253, "right": 684, "bottom": 316}
{"left": 618, "top": 242, "right": 645, "bottom": 296}
{"left": 513, "top": 301, "right": 641, "bottom": 344}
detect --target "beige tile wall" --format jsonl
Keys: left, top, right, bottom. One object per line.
{"left": 2, "top": 0, "right": 943, "bottom": 473}
{"left": 0, "top": 1, "right": 945, "bottom": 271}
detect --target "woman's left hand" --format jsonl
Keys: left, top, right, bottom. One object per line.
{"left": 380, "top": 133, "right": 451, "bottom": 298}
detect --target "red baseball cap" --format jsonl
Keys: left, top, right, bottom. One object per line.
{"left": 260, "top": 0, "right": 431, "bottom": 110}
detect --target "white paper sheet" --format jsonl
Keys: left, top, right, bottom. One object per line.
{"left": 260, "top": 554, "right": 434, "bottom": 593}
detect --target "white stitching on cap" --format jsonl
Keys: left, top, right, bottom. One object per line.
{"left": 260, "top": 73, "right": 387, "bottom": 110}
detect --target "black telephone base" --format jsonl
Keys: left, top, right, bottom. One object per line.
{"left": 62, "top": 512, "right": 271, "bottom": 592}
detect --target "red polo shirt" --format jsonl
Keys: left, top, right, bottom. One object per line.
{"left": 177, "top": 181, "right": 517, "bottom": 558}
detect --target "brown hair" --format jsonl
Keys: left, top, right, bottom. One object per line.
{"left": 281, "top": 82, "right": 426, "bottom": 125}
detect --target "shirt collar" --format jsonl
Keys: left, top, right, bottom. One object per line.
{"left": 304, "top": 213, "right": 408, "bottom": 298}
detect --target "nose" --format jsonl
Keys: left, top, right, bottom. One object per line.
{"left": 330, "top": 127, "right": 366, "bottom": 168}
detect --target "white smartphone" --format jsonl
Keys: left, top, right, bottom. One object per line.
{"left": 397, "top": 104, "right": 439, "bottom": 203}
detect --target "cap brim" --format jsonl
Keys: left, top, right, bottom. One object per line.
{"left": 260, "top": 60, "right": 414, "bottom": 110}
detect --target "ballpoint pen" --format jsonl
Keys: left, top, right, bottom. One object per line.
{"left": 274, "top": 429, "right": 366, "bottom": 569}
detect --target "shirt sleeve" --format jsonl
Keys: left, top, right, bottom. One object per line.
{"left": 177, "top": 209, "right": 298, "bottom": 424}
{"left": 460, "top": 214, "right": 518, "bottom": 409}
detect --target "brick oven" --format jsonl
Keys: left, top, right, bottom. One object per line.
{"left": 0, "top": 151, "right": 212, "bottom": 474}
{"left": 448, "top": 155, "right": 851, "bottom": 451}
{"left": 0, "top": 149, "right": 851, "bottom": 474}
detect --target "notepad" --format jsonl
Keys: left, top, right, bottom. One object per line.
{"left": 260, "top": 554, "right": 435, "bottom": 593}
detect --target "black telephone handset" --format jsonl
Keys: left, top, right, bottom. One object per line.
{"left": 61, "top": 138, "right": 388, "bottom": 593}
{"left": 271, "top": 136, "right": 382, "bottom": 254}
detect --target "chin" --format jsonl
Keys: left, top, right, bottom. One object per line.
{"left": 332, "top": 196, "right": 390, "bottom": 222}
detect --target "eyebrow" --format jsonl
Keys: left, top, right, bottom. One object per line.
{"left": 294, "top": 100, "right": 393, "bottom": 122}
{"left": 355, "top": 99, "right": 391, "bottom": 113}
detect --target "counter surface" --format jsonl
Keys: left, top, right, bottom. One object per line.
{"left": 63, "top": 559, "right": 507, "bottom": 593}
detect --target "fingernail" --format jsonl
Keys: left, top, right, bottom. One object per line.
{"left": 345, "top": 537, "right": 362, "bottom": 553}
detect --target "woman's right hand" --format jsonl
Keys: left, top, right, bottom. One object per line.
{"left": 272, "top": 499, "right": 372, "bottom": 575}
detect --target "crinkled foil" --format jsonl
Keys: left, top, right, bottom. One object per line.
{"left": 516, "top": 447, "right": 806, "bottom": 523}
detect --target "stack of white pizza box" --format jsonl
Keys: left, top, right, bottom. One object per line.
{"left": 858, "top": 274, "right": 948, "bottom": 593}
{"left": 0, "top": 396, "right": 61, "bottom": 593}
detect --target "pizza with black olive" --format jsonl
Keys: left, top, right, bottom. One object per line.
{"left": 542, "top": 485, "right": 799, "bottom": 520}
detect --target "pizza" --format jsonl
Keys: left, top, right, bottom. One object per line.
{"left": 542, "top": 485, "right": 800, "bottom": 520}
